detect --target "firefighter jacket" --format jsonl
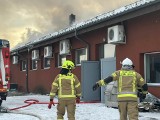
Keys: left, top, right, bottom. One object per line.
{"left": 50, "top": 73, "right": 81, "bottom": 100}
{"left": 98, "top": 70, "right": 147, "bottom": 101}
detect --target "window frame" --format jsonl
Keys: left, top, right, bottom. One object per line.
{"left": 144, "top": 52, "right": 160, "bottom": 86}
{"left": 43, "top": 58, "right": 51, "bottom": 69}
{"left": 32, "top": 60, "right": 38, "bottom": 70}
{"left": 75, "top": 48, "right": 87, "bottom": 66}
{"left": 21, "top": 60, "right": 27, "bottom": 71}
{"left": 58, "top": 54, "right": 66, "bottom": 67}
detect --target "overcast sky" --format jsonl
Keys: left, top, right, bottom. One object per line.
{"left": 0, "top": 0, "right": 137, "bottom": 49}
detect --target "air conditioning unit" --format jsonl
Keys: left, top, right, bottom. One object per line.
{"left": 108, "top": 25, "right": 125, "bottom": 44}
{"left": 32, "top": 50, "right": 39, "bottom": 60}
{"left": 12, "top": 56, "right": 18, "bottom": 64}
{"left": 44, "top": 46, "right": 52, "bottom": 58}
{"left": 59, "top": 40, "right": 70, "bottom": 55}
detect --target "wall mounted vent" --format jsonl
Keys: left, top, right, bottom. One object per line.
{"left": 12, "top": 56, "right": 18, "bottom": 64}
{"left": 59, "top": 40, "right": 70, "bottom": 55}
{"left": 32, "top": 50, "right": 39, "bottom": 60}
{"left": 108, "top": 25, "right": 125, "bottom": 44}
{"left": 44, "top": 46, "right": 52, "bottom": 58}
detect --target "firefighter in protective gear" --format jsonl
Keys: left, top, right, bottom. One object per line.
{"left": 93, "top": 58, "right": 148, "bottom": 120}
{"left": 48, "top": 60, "right": 81, "bottom": 120}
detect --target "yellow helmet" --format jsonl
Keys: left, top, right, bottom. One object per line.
{"left": 62, "top": 60, "right": 75, "bottom": 70}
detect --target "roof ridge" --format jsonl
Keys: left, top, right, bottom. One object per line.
{"left": 12, "top": 0, "right": 157, "bottom": 52}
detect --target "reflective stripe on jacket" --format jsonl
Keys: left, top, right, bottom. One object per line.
{"left": 50, "top": 73, "right": 81, "bottom": 100}
{"left": 118, "top": 70, "right": 137, "bottom": 98}
{"left": 111, "top": 70, "right": 145, "bottom": 101}
{"left": 98, "top": 69, "right": 146, "bottom": 101}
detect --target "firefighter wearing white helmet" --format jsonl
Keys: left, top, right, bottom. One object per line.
{"left": 122, "top": 58, "right": 133, "bottom": 65}
{"left": 93, "top": 58, "right": 148, "bottom": 120}
{"left": 48, "top": 60, "right": 81, "bottom": 120}
{"left": 121, "top": 58, "right": 135, "bottom": 69}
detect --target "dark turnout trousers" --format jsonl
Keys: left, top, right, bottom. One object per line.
{"left": 57, "top": 99, "right": 76, "bottom": 120}
{"left": 118, "top": 101, "right": 138, "bottom": 120}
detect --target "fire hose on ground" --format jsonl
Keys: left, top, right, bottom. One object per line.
{"left": 8, "top": 99, "right": 100, "bottom": 111}
{"left": 1, "top": 99, "right": 100, "bottom": 120}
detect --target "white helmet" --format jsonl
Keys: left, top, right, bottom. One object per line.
{"left": 121, "top": 58, "right": 133, "bottom": 66}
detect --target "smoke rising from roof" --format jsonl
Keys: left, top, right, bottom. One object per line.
{"left": 0, "top": 0, "right": 136, "bottom": 48}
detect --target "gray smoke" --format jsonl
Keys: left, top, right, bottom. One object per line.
{"left": 0, "top": 0, "right": 137, "bottom": 48}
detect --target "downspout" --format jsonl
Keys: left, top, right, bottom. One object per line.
{"left": 26, "top": 48, "right": 29, "bottom": 93}
{"left": 74, "top": 27, "right": 90, "bottom": 60}
{"left": 26, "top": 44, "right": 33, "bottom": 93}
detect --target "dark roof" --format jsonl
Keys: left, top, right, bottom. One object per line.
{"left": 11, "top": 0, "right": 160, "bottom": 53}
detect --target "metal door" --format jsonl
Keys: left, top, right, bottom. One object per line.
{"left": 81, "top": 61, "right": 100, "bottom": 101}
{"left": 100, "top": 57, "right": 116, "bottom": 102}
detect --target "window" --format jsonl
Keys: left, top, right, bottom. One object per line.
{"left": 145, "top": 53, "right": 160, "bottom": 84}
{"left": 21, "top": 60, "right": 26, "bottom": 71}
{"left": 58, "top": 55, "right": 66, "bottom": 67}
{"left": 75, "top": 48, "right": 87, "bottom": 65}
{"left": 44, "top": 58, "right": 51, "bottom": 69}
{"left": 32, "top": 60, "right": 38, "bottom": 70}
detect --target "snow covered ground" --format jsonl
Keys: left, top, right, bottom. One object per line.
{"left": 1, "top": 93, "right": 160, "bottom": 120}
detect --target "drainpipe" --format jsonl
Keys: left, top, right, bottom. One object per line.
{"left": 74, "top": 28, "right": 90, "bottom": 60}
{"left": 26, "top": 45, "right": 33, "bottom": 93}
{"left": 26, "top": 49, "right": 29, "bottom": 93}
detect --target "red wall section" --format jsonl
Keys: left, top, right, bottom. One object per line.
{"left": 148, "top": 87, "right": 160, "bottom": 98}
{"left": 117, "top": 11, "right": 160, "bottom": 74}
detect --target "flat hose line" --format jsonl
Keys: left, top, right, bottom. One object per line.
{"left": 8, "top": 99, "right": 100, "bottom": 111}
{"left": 3, "top": 99, "right": 99, "bottom": 120}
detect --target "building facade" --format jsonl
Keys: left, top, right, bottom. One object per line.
{"left": 11, "top": 0, "right": 160, "bottom": 98}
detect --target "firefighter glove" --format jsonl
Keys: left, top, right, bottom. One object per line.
{"left": 76, "top": 97, "right": 80, "bottom": 103}
{"left": 48, "top": 99, "right": 54, "bottom": 109}
{"left": 141, "top": 94, "right": 146, "bottom": 99}
{"left": 138, "top": 92, "right": 146, "bottom": 100}
{"left": 92, "top": 83, "right": 99, "bottom": 91}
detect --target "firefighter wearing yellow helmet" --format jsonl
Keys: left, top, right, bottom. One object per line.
{"left": 93, "top": 58, "right": 148, "bottom": 120}
{"left": 48, "top": 60, "right": 81, "bottom": 120}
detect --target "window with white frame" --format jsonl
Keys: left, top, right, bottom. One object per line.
{"left": 75, "top": 48, "right": 87, "bottom": 65}
{"left": 44, "top": 58, "right": 51, "bottom": 68}
{"left": 58, "top": 55, "right": 66, "bottom": 67}
{"left": 21, "top": 60, "right": 26, "bottom": 71}
{"left": 32, "top": 60, "right": 38, "bottom": 70}
{"left": 145, "top": 53, "right": 160, "bottom": 83}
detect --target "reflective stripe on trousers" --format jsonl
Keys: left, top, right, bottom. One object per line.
{"left": 118, "top": 101, "right": 138, "bottom": 120}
